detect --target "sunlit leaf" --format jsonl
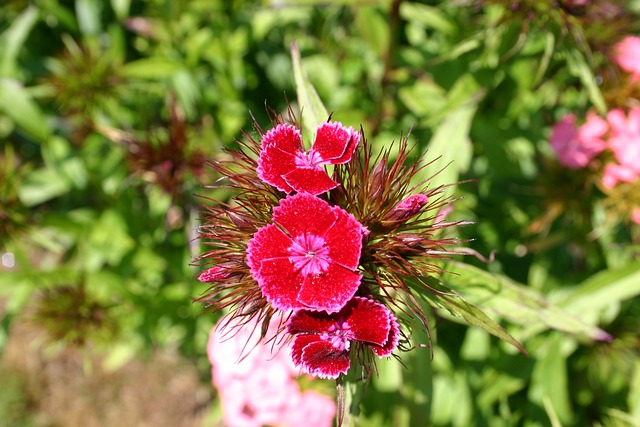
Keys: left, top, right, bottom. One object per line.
{"left": 419, "top": 276, "right": 526, "bottom": 354}
{"left": 0, "top": 6, "right": 39, "bottom": 78}
{"left": 528, "top": 334, "right": 572, "bottom": 425}
{"left": 399, "top": 3, "right": 456, "bottom": 36}
{"left": 18, "top": 167, "right": 71, "bottom": 207}
{"left": 120, "top": 58, "right": 183, "bottom": 79}
{"left": 566, "top": 48, "right": 606, "bottom": 115}
{"left": 440, "top": 262, "right": 613, "bottom": 342}
{"left": 423, "top": 89, "right": 482, "bottom": 193}
{"left": 76, "top": 0, "right": 103, "bottom": 35}
{"left": 0, "top": 78, "right": 50, "bottom": 142}
{"left": 291, "top": 41, "right": 329, "bottom": 142}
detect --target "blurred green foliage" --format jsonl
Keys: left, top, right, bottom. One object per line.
{"left": 1, "top": 0, "right": 640, "bottom": 426}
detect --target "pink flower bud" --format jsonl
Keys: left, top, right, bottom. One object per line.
{"left": 387, "top": 194, "right": 429, "bottom": 222}
{"left": 198, "top": 264, "right": 233, "bottom": 282}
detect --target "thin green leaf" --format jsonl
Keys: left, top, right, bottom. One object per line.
{"left": 441, "top": 262, "right": 612, "bottom": 342}
{"left": 18, "top": 167, "right": 71, "bottom": 206}
{"left": 529, "top": 334, "right": 572, "bottom": 425}
{"left": 566, "top": 48, "right": 606, "bottom": 115}
{"left": 424, "top": 90, "right": 482, "bottom": 193}
{"left": 399, "top": 3, "right": 456, "bottom": 36}
{"left": 554, "top": 261, "right": 640, "bottom": 320}
{"left": 420, "top": 276, "right": 526, "bottom": 354}
{"left": 110, "top": 0, "right": 132, "bottom": 21}
{"left": 629, "top": 359, "right": 640, "bottom": 425}
{"left": 0, "top": 78, "right": 50, "bottom": 142}
{"left": 290, "top": 41, "right": 329, "bottom": 142}
{"left": 0, "top": 6, "right": 39, "bottom": 78}
{"left": 120, "top": 58, "right": 182, "bottom": 79}
{"left": 76, "top": 0, "right": 103, "bottom": 35}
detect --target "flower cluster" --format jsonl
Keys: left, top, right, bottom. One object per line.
{"left": 196, "top": 111, "right": 463, "bottom": 379}
{"left": 549, "top": 107, "right": 640, "bottom": 224}
{"left": 207, "top": 315, "right": 335, "bottom": 427}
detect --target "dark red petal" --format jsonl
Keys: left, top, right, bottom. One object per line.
{"left": 283, "top": 167, "right": 339, "bottom": 196}
{"left": 297, "top": 264, "right": 361, "bottom": 313}
{"left": 312, "top": 122, "right": 360, "bottom": 164}
{"left": 343, "top": 297, "right": 391, "bottom": 346}
{"left": 272, "top": 193, "right": 337, "bottom": 238}
{"left": 296, "top": 337, "right": 351, "bottom": 379}
{"left": 290, "top": 334, "right": 318, "bottom": 368}
{"left": 371, "top": 311, "right": 400, "bottom": 357}
{"left": 324, "top": 206, "right": 364, "bottom": 270}
{"left": 287, "top": 310, "right": 338, "bottom": 335}
{"left": 255, "top": 257, "right": 303, "bottom": 310}
{"left": 246, "top": 224, "right": 292, "bottom": 278}
{"left": 256, "top": 142, "right": 297, "bottom": 193}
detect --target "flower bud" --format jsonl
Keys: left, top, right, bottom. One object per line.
{"left": 198, "top": 264, "right": 234, "bottom": 282}
{"left": 386, "top": 194, "right": 429, "bottom": 222}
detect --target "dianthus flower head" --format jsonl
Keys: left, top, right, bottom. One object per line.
{"left": 257, "top": 121, "right": 360, "bottom": 195}
{"left": 195, "top": 109, "right": 468, "bottom": 379}
{"left": 287, "top": 297, "right": 399, "bottom": 379}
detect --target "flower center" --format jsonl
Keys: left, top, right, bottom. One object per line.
{"left": 288, "top": 233, "right": 331, "bottom": 276}
{"left": 294, "top": 149, "right": 323, "bottom": 168}
{"left": 321, "top": 320, "right": 352, "bottom": 351}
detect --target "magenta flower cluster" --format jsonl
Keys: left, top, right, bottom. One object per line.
{"left": 247, "top": 122, "right": 399, "bottom": 378}
{"left": 548, "top": 34, "right": 640, "bottom": 225}
{"left": 549, "top": 108, "right": 640, "bottom": 224}
{"left": 197, "top": 112, "right": 459, "bottom": 381}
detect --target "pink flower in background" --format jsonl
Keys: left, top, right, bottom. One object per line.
{"left": 549, "top": 113, "right": 607, "bottom": 169}
{"left": 631, "top": 208, "right": 640, "bottom": 225}
{"left": 257, "top": 122, "right": 360, "bottom": 195}
{"left": 613, "top": 36, "right": 640, "bottom": 81}
{"left": 287, "top": 297, "right": 399, "bottom": 379}
{"left": 607, "top": 108, "right": 640, "bottom": 174}
{"left": 602, "top": 163, "right": 639, "bottom": 189}
{"left": 207, "top": 317, "right": 335, "bottom": 427}
{"left": 247, "top": 192, "right": 365, "bottom": 313}
{"left": 283, "top": 390, "right": 336, "bottom": 427}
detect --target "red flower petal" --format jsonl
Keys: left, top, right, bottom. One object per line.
{"left": 272, "top": 193, "right": 338, "bottom": 238}
{"left": 287, "top": 311, "right": 338, "bottom": 336}
{"left": 246, "top": 224, "right": 292, "bottom": 278}
{"left": 256, "top": 124, "right": 302, "bottom": 193}
{"left": 371, "top": 312, "right": 400, "bottom": 357}
{"left": 344, "top": 297, "right": 391, "bottom": 346}
{"left": 324, "top": 206, "right": 364, "bottom": 270}
{"left": 283, "top": 167, "right": 339, "bottom": 196}
{"left": 298, "top": 264, "right": 362, "bottom": 313}
{"left": 262, "top": 123, "right": 303, "bottom": 153}
{"left": 290, "top": 334, "right": 317, "bottom": 368}
{"left": 312, "top": 122, "right": 360, "bottom": 164}
{"left": 293, "top": 335, "right": 351, "bottom": 379}
{"left": 255, "top": 257, "right": 302, "bottom": 310}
